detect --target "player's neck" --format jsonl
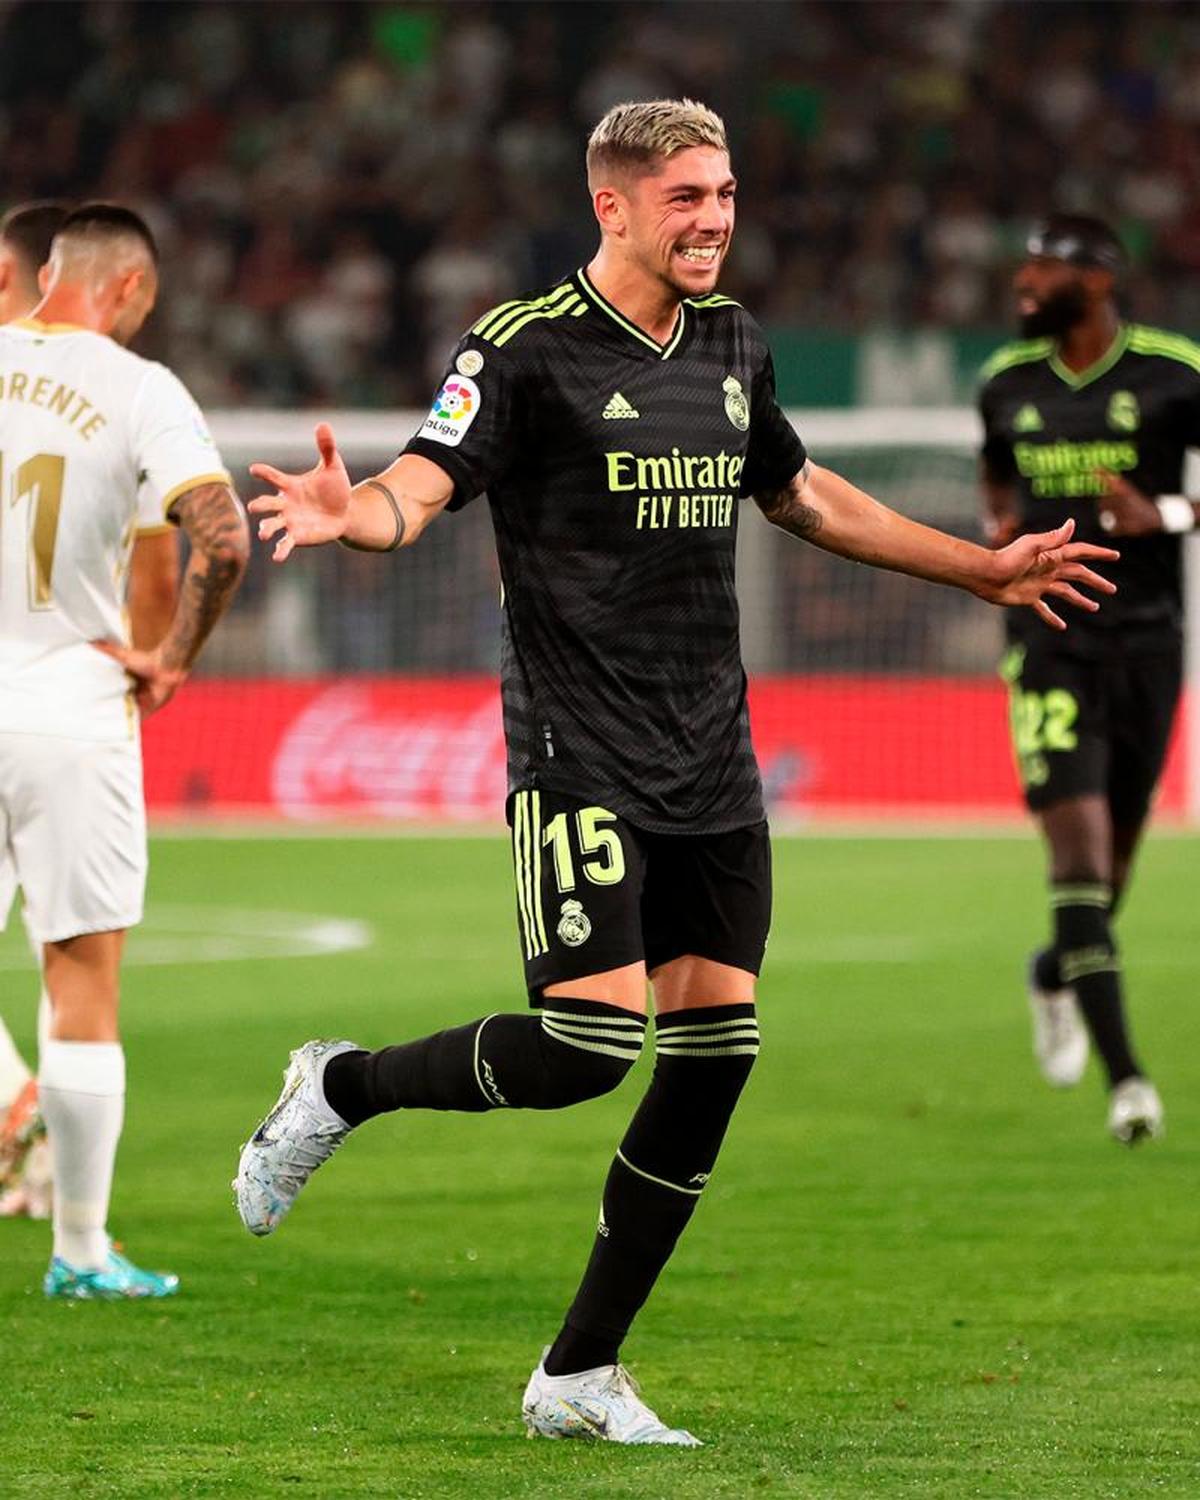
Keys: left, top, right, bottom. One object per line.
{"left": 1054, "top": 308, "right": 1122, "bottom": 374}
{"left": 27, "top": 287, "right": 107, "bottom": 334}
{"left": 586, "top": 251, "right": 683, "bottom": 347}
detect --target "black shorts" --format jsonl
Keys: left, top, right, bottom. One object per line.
{"left": 1000, "top": 639, "right": 1181, "bottom": 824}
{"left": 507, "top": 787, "right": 772, "bottom": 999}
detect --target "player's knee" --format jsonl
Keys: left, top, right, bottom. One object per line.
{"left": 654, "top": 1006, "right": 760, "bottom": 1094}
{"left": 534, "top": 1006, "right": 647, "bottom": 1108}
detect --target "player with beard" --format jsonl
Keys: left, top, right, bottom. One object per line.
{"left": 236, "top": 105, "right": 1117, "bottom": 1444}
{"left": 980, "top": 213, "right": 1200, "bottom": 1142}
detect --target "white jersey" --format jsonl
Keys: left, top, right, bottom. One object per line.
{"left": 0, "top": 320, "right": 229, "bottom": 741}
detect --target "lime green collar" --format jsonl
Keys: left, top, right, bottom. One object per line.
{"left": 1049, "top": 325, "right": 1128, "bottom": 389}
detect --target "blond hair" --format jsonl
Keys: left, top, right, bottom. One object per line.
{"left": 586, "top": 99, "right": 728, "bottom": 187}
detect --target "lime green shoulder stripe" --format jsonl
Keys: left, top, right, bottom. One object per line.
{"left": 491, "top": 292, "right": 583, "bottom": 348}
{"left": 472, "top": 299, "right": 524, "bottom": 337}
{"left": 473, "top": 282, "right": 575, "bottom": 340}
{"left": 686, "top": 294, "right": 742, "bottom": 309}
{"left": 978, "top": 339, "right": 1053, "bottom": 382}
{"left": 1127, "top": 325, "right": 1200, "bottom": 374}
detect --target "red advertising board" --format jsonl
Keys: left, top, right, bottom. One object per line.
{"left": 141, "top": 676, "right": 1187, "bottom": 821}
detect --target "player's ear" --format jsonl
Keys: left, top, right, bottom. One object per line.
{"left": 593, "top": 186, "right": 628, "bottom": 238}
{"left": 1083, "top": 267, "right": 1115, "bottom": 299}
{"left": 116, "top": 265, "right": 147, "bottom": 308}
{"left": 36, "top": 261, "right": 52, "bottom": 293}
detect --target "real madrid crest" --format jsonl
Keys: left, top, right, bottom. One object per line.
{"left": 723, "top": 374, "right": 749, "bottom": 431}
{"left": 1106, "top": 390, "right": 1139, "bottom": 433}
{"left": 556, "top": 899, "right": 592, "bottom": 948}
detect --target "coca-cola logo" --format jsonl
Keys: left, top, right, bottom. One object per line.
{"left": 271, "top": 684, "right": 507, "bottom": 819}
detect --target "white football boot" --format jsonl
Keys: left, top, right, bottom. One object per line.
{"left": 1027, "top": 960, "right": 1088, "bottom": 1088}
{"left": 1107, "top": 1077, "right": 1164, "bottom": 1145}
{"left": 522, "top": 1352, "right": 702, "bottom": 1446}
{"left": 234, "top": 1039, "right": 359, "bottom": 1235}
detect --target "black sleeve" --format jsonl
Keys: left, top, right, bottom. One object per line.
{"left": 740, "top": 349, "right": 807, "bottom": 497}
{"left": 978, "top": 378, "right": 1017, "bottom": 483}
{"left": 401, "top": 335, "right": 521, "bottom": 510}
{"left": 1179, "top": 367, "right": 1200, "bottom": 449}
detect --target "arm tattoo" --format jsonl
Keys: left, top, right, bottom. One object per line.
{"left": 163, "top": 482, "right": 250, "bottom": 671}
{"left": 755, "top": 461, "right": 823, "bottom": 540}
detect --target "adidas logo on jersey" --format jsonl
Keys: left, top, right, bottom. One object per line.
{"left": 602, "top": 391, "right": 640, "bottom": 420}
{"left": 1013, "top": 403, "right": 1043, "bottom": 433}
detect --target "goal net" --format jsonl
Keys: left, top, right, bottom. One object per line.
{"left": 140, "top": 409, "right": 1191, "bottom": 824}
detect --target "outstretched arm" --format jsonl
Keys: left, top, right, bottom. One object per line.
{"left": 756, "top": 461, "right": 1118, "bottom": 630}
{"left": 96, "top": 481, "right": 249, "bottom": 715}
{"left": 248, "top": 423, "right": 455, "bottom": 562}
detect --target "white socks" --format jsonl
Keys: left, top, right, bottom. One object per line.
{"left": 0, "top": 1016, "right": 32, "bottom": 1107}
{"left": 39, "top": 1040, "right": 125, "bottom": 1270}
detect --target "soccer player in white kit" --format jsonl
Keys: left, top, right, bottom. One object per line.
{"left": 0, "top": 203, "right": 249, "bottom": 1297}
{"left": 0, "top": 202, "right": 71, "bottom": 1218}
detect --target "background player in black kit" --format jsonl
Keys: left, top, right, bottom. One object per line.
{"left": 236, "top": 103, "right": 1117, "bottom": 1445}
{"left": 980, "top": 214, "right": 1200, "bottom": 1144}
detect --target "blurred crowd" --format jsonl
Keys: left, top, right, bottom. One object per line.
{"left": 2, "top": 0, "right": 1197, "bottom": 410}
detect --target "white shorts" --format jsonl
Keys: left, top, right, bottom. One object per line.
{"left": 0, "top": 733, "right": 147, "bottom": 945}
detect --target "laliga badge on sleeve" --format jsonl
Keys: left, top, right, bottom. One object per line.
{"left": 421, "top": 375, "right": 481, "bottom": 447}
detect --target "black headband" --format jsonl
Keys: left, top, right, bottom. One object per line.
{"left": 1025, "top": 227, "right": 1124, "bottom": 273}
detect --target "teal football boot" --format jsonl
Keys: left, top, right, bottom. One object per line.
{"left": 44, "top": 1247, "right": 179, "bottom": 1300}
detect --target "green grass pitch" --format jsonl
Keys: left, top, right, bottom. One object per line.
{"left": 2, "top": 831, "right": 1198, "bottom": 1498}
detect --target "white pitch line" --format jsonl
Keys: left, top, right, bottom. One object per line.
{"left": 0, "top": 904, "right": 372, "bottom": 970}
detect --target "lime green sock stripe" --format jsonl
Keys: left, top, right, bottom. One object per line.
{"left": 656, "top": 1017, "right": 759, "bottom": 1037}
{"left": 616, "top": 1148, "right": 703, "bottom": 1197}
{"left": 1051, "top": 883, "right": 1112, "bottom": 907}
{"left": 655, "top": 1042, "right": 761, "bottom": 1058}
{"left": 541, "top": 1009, "right": 645, "bottom": 1031}
{"left": 541, "top": 1023, "right": 643, "bottom": 1061}
{"left": 541, "top": 1017, "right": 645, "bottom": 1046}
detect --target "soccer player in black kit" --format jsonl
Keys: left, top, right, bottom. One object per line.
{"left": 236, "top": 104, "right": 1117, "bottom": 1445}
{"left": 980, "top": 214, "right": 1200, "bottom": 1146}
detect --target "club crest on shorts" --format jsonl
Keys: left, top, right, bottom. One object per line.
{"left": 557, "top": 898, "right": 592, "bottom": 948}
{"left": 722, "top": 374, "right": 749, "bottom": 431}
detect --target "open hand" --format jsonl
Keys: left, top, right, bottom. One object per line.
{"left": 248, "top": 423, "right": 352, "bottom": 562}
{"left": 985, "top": 518, "right": 1118, "bottom": 630}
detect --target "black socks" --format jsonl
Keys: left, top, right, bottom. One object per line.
{"left": 544, "top": 1004, "right": 759, "bottom": 1376}
{"left": 1050, "top": 882, "right": 1140, "bottom": 1087}
{"left": 323, "top": 999, "right": 646, "bottom": 1124}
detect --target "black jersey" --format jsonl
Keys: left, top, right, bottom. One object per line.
{"left": 402, "top": 268, "right": 806, "bottom": 833}
{"left": 979, "top": 324, "right": 1200, "bottom": 654}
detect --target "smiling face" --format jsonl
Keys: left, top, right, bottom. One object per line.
{"left": 600, "top": 145, "right": 736, "bottom": 301}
